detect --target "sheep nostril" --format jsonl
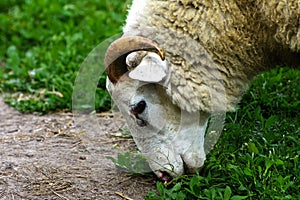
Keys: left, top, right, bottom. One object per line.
{"left": 157, "top": 171, "right": 172, "bottom": 182}
{"left": 136, "top": 118, "right": 147, "bottom": 127}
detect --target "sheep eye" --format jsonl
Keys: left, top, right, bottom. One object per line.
{"left": 130, "top": 100, "right": 146, "bottom": 116}
{"left": 130, "top": 100, "right": 147, "bottom": 127}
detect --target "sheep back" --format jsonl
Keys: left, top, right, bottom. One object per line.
{"left": 123, "top": 0, "right": 300, "bottom": 112}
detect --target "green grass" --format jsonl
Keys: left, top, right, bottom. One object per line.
{"left": 0, "top": 1, "right": 299, "bottom": 199}
{"left": 0, "top": 0, "right": 129, "bottom": 114}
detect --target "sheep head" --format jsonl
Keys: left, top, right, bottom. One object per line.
{"left": 105, "top": 36, "right": 216, "bottom": 180}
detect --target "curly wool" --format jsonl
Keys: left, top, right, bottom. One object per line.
{"left": 123, "top": 0, "right": 300, "bottom": 113}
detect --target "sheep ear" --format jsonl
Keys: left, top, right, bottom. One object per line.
{"left": 128, "top": 54, "right": 167, "bottom": 83}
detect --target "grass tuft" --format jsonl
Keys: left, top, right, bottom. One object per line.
{"left": 0, "top": 0, "right": 128, "bottom": 114}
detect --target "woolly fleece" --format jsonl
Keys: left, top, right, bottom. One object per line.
{"left": 123, "top": 0, "right": 300, "bottom": 113}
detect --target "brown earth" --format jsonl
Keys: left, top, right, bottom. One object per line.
{"left": 0, "top": 97, "right": 157, "bottom": 200}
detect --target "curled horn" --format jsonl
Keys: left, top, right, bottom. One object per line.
{"left": 104, "top": 36, "right": 165, "bottom": 84}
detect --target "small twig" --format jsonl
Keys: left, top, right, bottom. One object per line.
{"left": 115, "top": 192, "right": 134, "bottom": 200}
{"left": 96, "top": 112, "right": 115, "bottom": 117}
{"left": 51, "top": 189, "right": 70, "bottom": 200}
{"left": 99, "top": 138, "right": 133, "bottom": 145}
{"left": 58, "top": 112, "right": 76, "bottom": 117}
{"left": 117, "top": 177, "right": 132, "bottom": 185}
{"left": 60, "top": 111, "right": 116, "bottom": 117}
{"left": 7, "top": 129, "right": 18, "bottom": 133}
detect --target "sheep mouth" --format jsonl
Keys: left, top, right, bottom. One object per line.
{"left": 157, "top": 171, "right": 172, "bottom": 182}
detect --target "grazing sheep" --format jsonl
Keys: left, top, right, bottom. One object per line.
{"left": 104, "top": 0, "right": 300, "bottom": 180}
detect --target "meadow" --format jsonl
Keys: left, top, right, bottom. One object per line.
{"left": 0, "top": 1, "right": 299, "bottom": 199}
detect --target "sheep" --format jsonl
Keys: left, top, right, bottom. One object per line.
{"left": 104, "top": 0, "right": 300, "bottom": 180}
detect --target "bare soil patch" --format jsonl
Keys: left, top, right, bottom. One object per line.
{"left": 0, "top": 97, "right": 156, "bottom": 199}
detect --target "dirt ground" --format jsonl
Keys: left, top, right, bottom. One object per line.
{"left": 0, "top": 96, "right": 157, "bottom": 200}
